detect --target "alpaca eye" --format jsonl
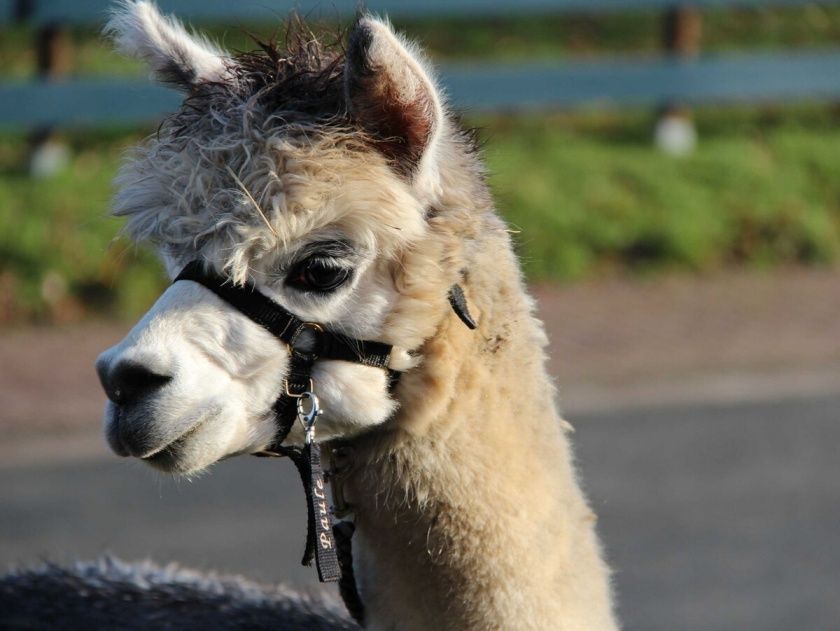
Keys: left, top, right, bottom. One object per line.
{"left": 286, "top": 258, "right": 352, "bottom": 293}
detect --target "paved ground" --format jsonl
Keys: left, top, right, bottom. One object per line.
{"left": 2, "top": 393, "right": 838, "bottom": 631}
{"left": 1, "top": 268, "right": 839, "bottom": 629}
{"left": 587, "top": 394, "right": 840, "bottom": 631}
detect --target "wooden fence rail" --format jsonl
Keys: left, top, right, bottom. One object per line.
{"left": 1, "top": 1, "right": 839, "bottom": 131}
{"left": 3, "top": 0, "right": 838, "bottom": 23}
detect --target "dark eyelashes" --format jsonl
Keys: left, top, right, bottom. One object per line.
{"left": 261, "top": 238, "right": 358, "bottom": 293}
{"left": 296, "top": 239, "right": 355, "bottom": 262}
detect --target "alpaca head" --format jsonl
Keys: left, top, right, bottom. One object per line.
{"left": 95, "top": 2, "right": 482, "bottom": 475}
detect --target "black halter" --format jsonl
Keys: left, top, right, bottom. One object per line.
{"left": 175, "top": 260, "right": 400, "bottom": 449}
{"left": 174, "top": 260, "right": 476, "bottom": 625}
{"left": 175, "top": 261, "right": 400, "bottom": 603}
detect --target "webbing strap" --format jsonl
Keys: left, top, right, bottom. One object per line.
{"left": 176, "top": 261, "right": 299, "bottom": 339}
{"left": 334, "top": 520, "right": 365, "bottom": 625}
{"left": 277, "top": 443, "right": 341, "bottom": 582}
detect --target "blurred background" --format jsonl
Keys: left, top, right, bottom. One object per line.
{"left": 1, "top": 1, "right": 839, "bottom": 629}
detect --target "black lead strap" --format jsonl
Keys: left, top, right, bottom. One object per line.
{"left": 307, "top": 441, "right": 342, "bottom": 581}
{"left": 295, "top": 392, "right": 342, "bottom": 583}
{"left": 268, "top": 440, "right": 341, "bottom": 583}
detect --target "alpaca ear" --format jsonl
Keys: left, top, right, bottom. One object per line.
{"left": 345, "top": 16, "right": 444, "bottom": 186}
{"left": 105, "top": 1, "right": 229, "bottom": 91}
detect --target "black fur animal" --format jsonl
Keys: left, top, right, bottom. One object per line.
{"left": 1, "top": 557, "right": 356, "bottom": 630}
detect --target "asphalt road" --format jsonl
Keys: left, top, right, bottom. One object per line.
{"left": 2, "top": 393, "right": 838, "bottom": 631}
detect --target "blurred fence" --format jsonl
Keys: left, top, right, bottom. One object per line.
{"left": 2, "top": 0, "right": 840, "bottom": 129}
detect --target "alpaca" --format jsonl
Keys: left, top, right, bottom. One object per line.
{"left": 3, "top": 3, "right": 618, "bottom": 628}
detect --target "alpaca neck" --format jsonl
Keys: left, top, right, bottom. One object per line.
{"left": 342, "top": 253, "right": 617, "bottom": 630}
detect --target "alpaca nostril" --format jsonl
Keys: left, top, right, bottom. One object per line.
{"left": 100, "top": 361, "right": 171, "bottom": 406}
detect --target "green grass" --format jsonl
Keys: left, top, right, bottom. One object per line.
{"left": 2, "top": 108, "right": 840, "bottom": 323}
{"left": 484, "top": 112, "right": 840, "bottom": 279}
{"left": 0, "top": 131, "right": 165, "bottom": 322}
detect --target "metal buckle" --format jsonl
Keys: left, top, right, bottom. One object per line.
{"left": 284, "top": 378, "right": 314, "bottom": 398}
{"left": 296, "top": 391, "right": 322, "bottom": 445}
{"left": 288, "top": 322, "right": 323, "bottom": 358}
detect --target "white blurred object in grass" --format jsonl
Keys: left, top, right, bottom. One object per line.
{"left": 655, "top": 113, "right": 697, "bottom": 157}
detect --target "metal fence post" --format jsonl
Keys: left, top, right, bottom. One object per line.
{"left": 29, "top": 15, "right": 74, "bottom": 176}
{"left": 655, "top": 4, "right": 702, "bottom": 155}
